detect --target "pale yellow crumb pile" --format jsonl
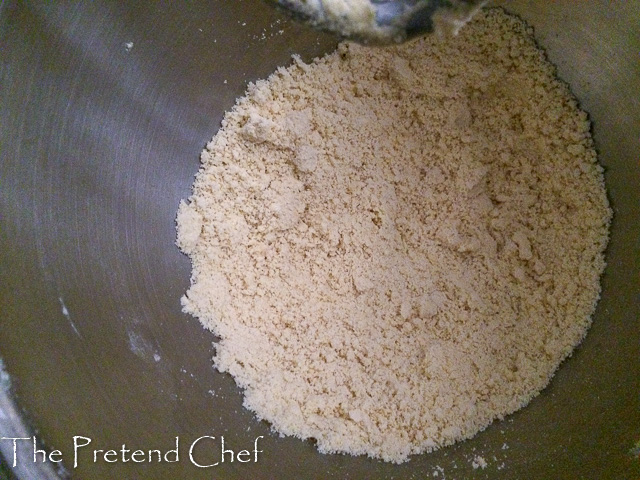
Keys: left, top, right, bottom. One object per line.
{"left": 177, "top": 9, "right": 611, "bottom": 464}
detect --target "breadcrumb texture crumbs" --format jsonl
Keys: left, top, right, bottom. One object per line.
{"left": 177, "top": 9, "right": 611, "bottom": 464}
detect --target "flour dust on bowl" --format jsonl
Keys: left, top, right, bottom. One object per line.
{"left": 177, "top": 9, "right": 610, "bottom": 464}
{"left": 1, "top": 0, "right": 639, "bottom": 479}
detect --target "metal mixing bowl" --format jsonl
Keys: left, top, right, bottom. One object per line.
{"left": 1, "top": 1, "right": 638, "bottom": 478}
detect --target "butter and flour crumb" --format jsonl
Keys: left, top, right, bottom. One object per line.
{"left": 176, "top": 8, "right": 611, "bottom": 464}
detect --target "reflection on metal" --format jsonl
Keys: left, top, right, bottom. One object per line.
{"left": 0, "top": 360, "right": 63, "bottom": 479}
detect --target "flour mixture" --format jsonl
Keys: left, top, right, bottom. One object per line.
{"left": 177, "top": 9, "right": 611, "bottom": 463}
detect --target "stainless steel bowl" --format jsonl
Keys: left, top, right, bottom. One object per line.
{"left": 1, "top": 1, "right": 638, "bottom": 479}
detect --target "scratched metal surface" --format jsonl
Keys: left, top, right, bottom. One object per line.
{"left": 0, "top": 1, "right": 638, "bottom": 479}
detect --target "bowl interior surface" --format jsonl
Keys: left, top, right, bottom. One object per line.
{"left": 0, "top": 1, "right": 638, "bottom": 478}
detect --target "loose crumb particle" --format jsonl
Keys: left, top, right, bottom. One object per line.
{"left": 177, "top": 8, "right": 610, "bottom": 464}
{"left": 472, "top": 455, "right": 488, "bottom": 469}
